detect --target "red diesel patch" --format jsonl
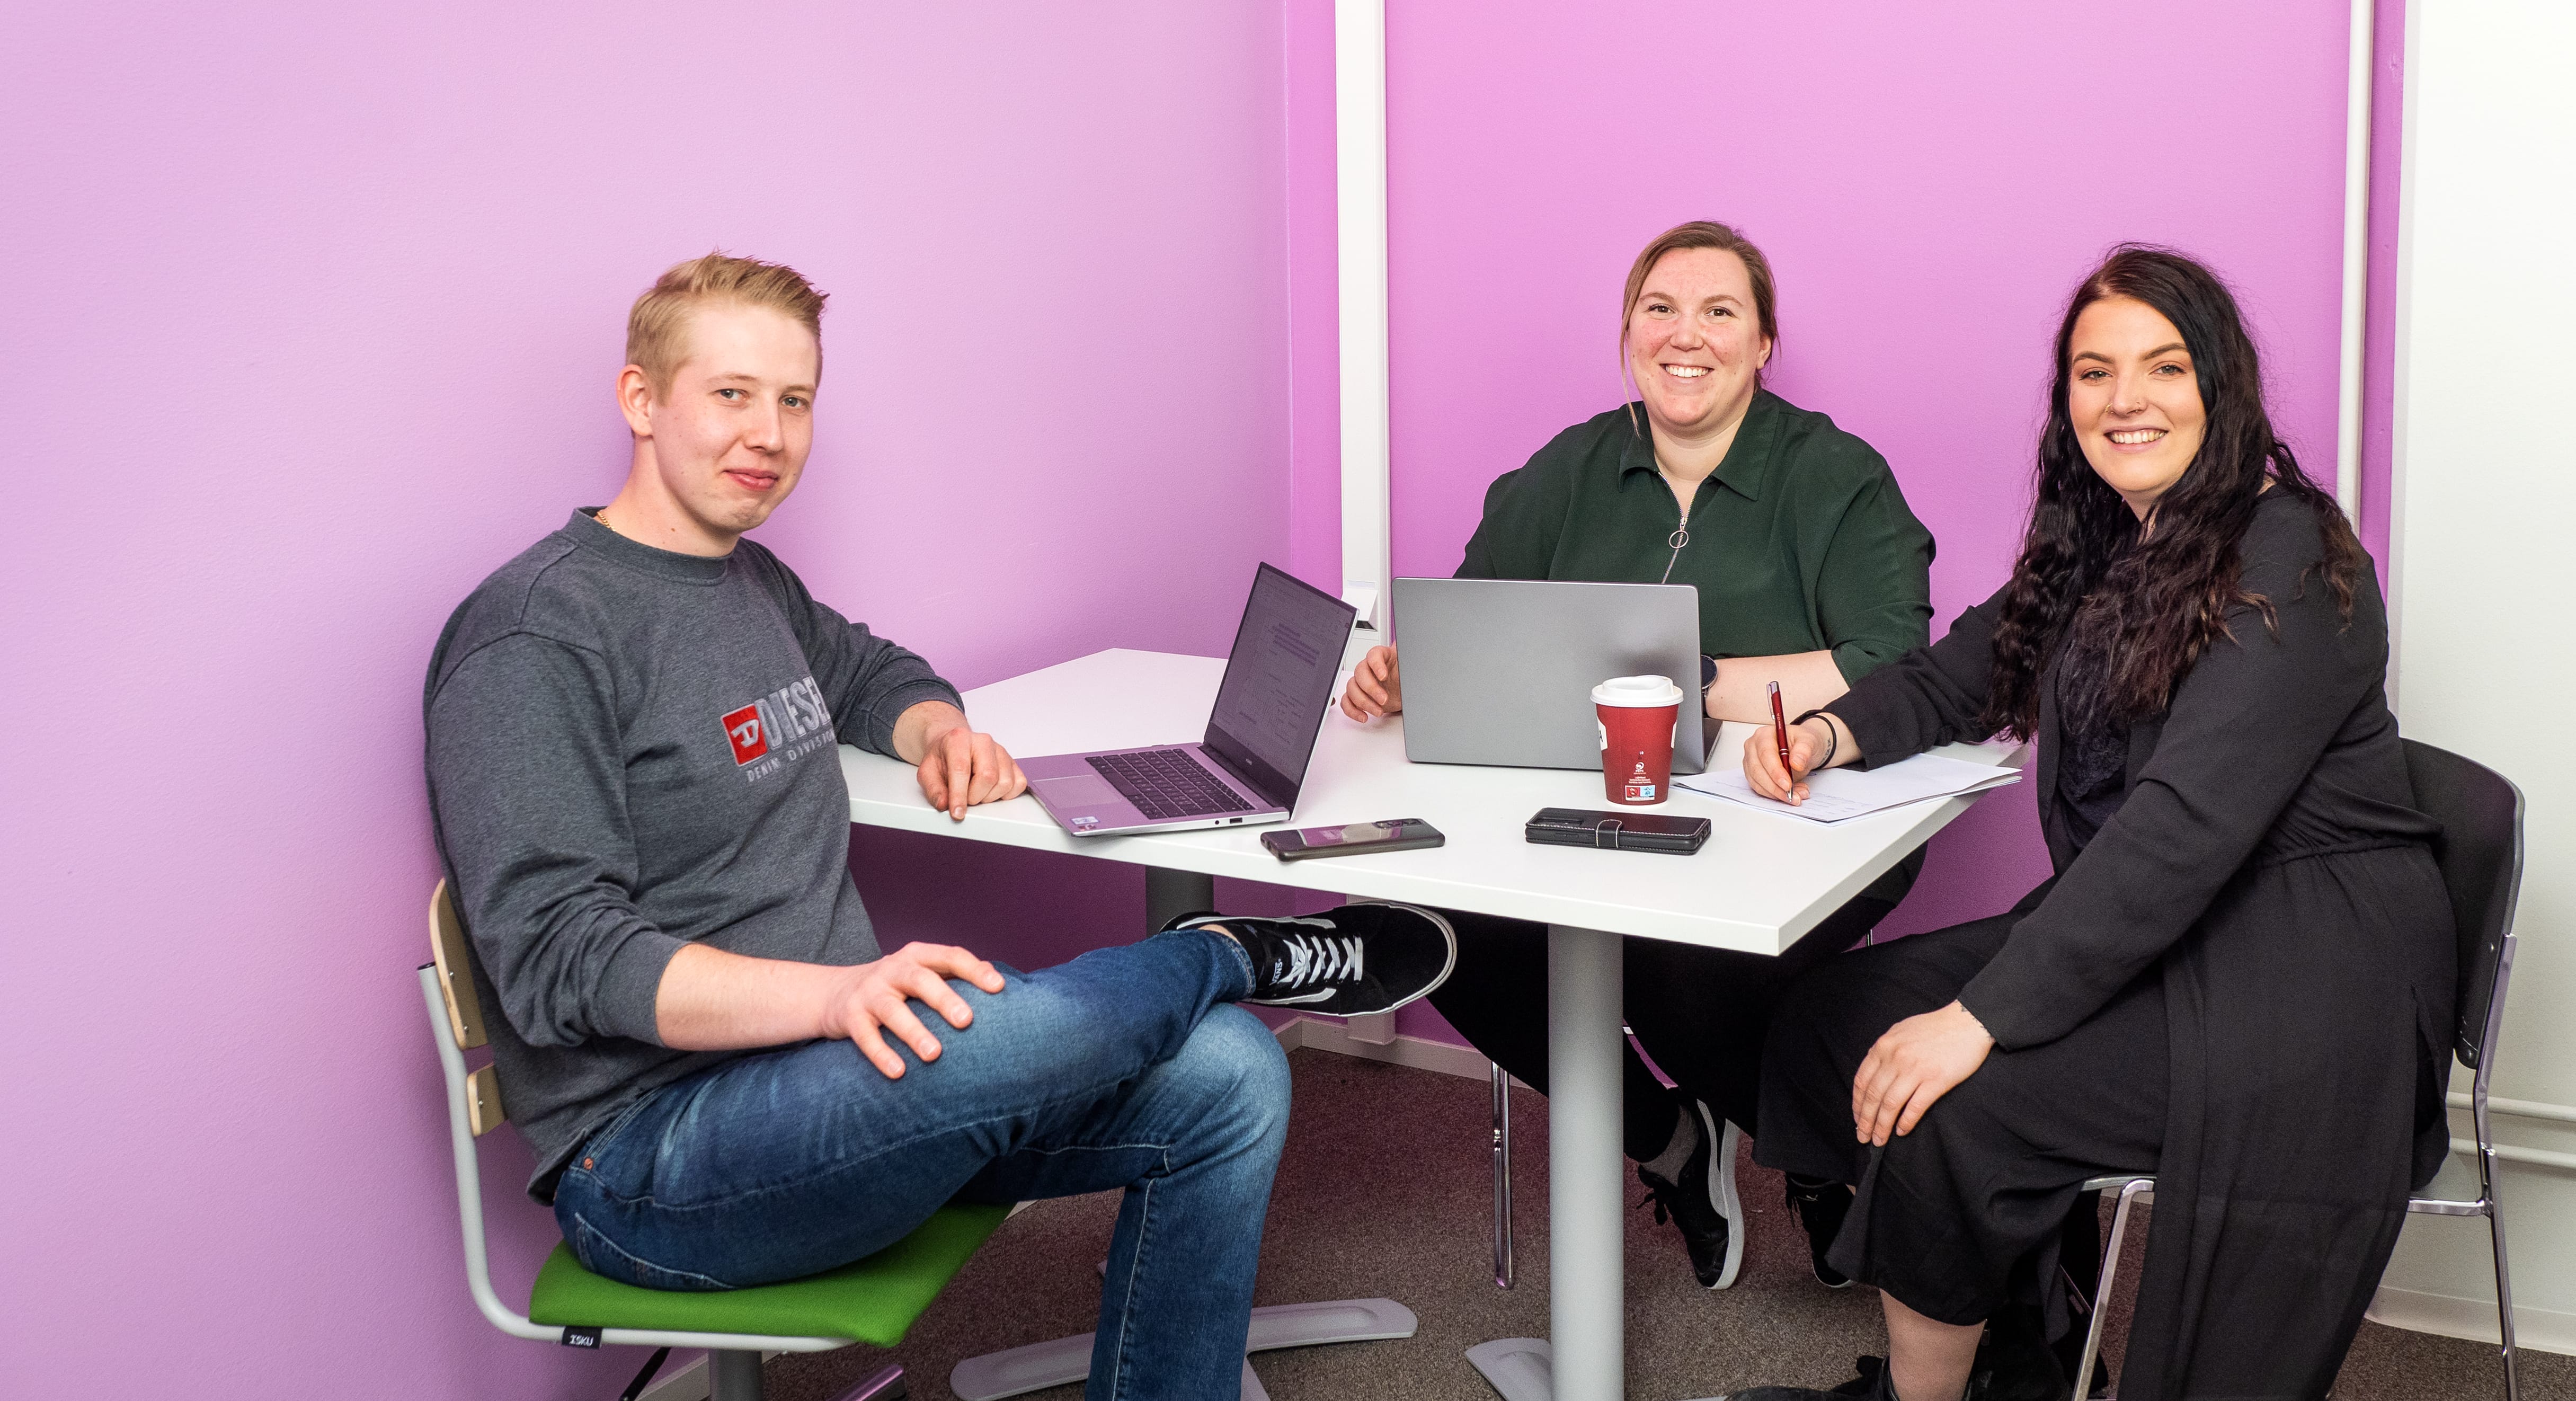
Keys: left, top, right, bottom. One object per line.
{"left": 721, "top": 704, "right": 769, "bottom": 765}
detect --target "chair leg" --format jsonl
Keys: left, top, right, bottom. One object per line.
{"left": 619, "top": 1347, "right": 674, "bottom": 1401}
{"left": 1491, "top": 1059, "right": 1515, "bottom": 1290}
{"left": 708, "top": 1349, "right": 766, "bottom": 1401}
{"left": 2075, "top": 1180, "right": 2149, "bottom": 1401}
{"left": 826, "top": 1362, "right": 908, "bottom": 1401}
{"left": 2488, "top": 1201, "right": 2519, "bottom": 1401}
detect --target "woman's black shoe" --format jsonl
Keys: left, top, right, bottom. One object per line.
{"left": 1727, "top": 1355, "right": 1894, "bottom": 1400}
{"left": 1784, "top": 1173, "right": 1855, "bottom": 1288}
{"left": 1636, "top": 1101, "right": 1744, "bottom": 1289}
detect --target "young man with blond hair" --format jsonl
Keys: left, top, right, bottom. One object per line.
{"left": 423, "top": 254, "right": 1453, "bottom": 1400}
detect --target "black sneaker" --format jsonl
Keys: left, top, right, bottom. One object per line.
{"left": 1636, "top": 1101, "right": 1744, "bottom": 1290}
{"left": 1829, "top": 1356, "right": 1888, "bottom": 1396}
{"left": 1170, "top": 903, "right": 1456, "bottom": 1017}
{"left": 1785, "top": 1173, "right": 1854, "bottom": 1288}
{"left": 1725, "top": 1359, "right": 1891, "bottom": 1401}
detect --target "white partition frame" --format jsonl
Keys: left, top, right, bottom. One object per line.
{"left": 2373, "top": 0, "right": 2576, "bottom": 1356}
{"left": 1335, "top": 0, "right": 1390, "bottom": 632}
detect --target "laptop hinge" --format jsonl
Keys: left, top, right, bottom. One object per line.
{"left": 1200, "top": 739, "right": 1289, "bottom": 810}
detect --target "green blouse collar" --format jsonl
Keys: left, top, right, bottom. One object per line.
{"left": 1615, "top": 388, "right": 1787, "bottom": 503}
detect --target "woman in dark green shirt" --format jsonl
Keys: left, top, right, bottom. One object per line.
{"left": 1338, "top": 221, "right": 1935, "bottom": 1293}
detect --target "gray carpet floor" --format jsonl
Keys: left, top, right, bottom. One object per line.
{"left": 765, "top": 1050, "right": 2569, "bottom": 1401}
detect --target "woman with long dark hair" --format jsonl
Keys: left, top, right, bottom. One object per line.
{"left": 1726, "top": 247, "right": 2454, "bottom": 1401}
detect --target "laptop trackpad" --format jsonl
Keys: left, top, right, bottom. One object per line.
{"left": 1035, "top": 772, "right": 1122, "bottom": 806}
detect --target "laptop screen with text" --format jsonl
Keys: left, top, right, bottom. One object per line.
{"left": 1203, "top": 564, "right": 1355, "bottom": 805}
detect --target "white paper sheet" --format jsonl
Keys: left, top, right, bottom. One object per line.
{"left": 1675, "top": 750, "right": 2022, "bottom": 823}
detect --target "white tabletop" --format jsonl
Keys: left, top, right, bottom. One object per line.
{"left": 845, "top": 648, "right": 2023, "bottom": 954}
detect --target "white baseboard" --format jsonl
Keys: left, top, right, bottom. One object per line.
{"left": 1272, "top": 1014, "right": 1519, "bottom": 1086}
{"left": 2367, "top": 1286, "right": 2576, "bottom": 1356}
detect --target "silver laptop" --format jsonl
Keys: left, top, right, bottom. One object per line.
{"left": 1022, "top": 563, "right": 1356, "bottom": 836}
{"left": 1393, "top": 577, "right": 1713, "bottom": 774}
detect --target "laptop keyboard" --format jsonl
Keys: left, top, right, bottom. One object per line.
{"left": 1088, "top": 749, "right": 1256, "bottom": 821}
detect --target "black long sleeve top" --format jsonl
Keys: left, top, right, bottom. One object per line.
{"left": 1821, "top": 489, "right": 2455, "bottom": 1398}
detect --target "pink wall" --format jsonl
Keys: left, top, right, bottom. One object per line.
{"left": 1, "top": 2, "right": 2415, "bottom": 1389}
{"left": 0, "top": 5, "right": 1290, "bottom": 1396}
{"left": 1277, "top": 1, "right": 2412, "bottom": 1036}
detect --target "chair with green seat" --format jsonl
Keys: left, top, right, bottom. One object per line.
{"left": 422, "top": 881, "right": 1007, "bottom": 1401}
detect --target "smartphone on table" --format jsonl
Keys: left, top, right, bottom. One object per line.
{"left": 1260, "top": 818, "right": 1445, "bottom": 861}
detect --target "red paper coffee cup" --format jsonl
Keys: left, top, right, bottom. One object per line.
{"left": 1593, "top": 675, "right": 1683, "bottom": 806}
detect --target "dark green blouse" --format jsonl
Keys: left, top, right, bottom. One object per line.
{"left": 1456, "top": 389, "right": 1934, "bottom": 684}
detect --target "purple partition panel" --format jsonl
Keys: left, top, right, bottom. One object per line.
{"left": 1277, "top": 0, "right": 2407, "bottom": 1038}
{"left": 0, "top": 5, "right": 1290, "bottom": 1397}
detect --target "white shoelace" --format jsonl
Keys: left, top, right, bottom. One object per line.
{"left": 1267, "top": 937, "right": 1370, "bottom": 989}
{"left": 1266, "top": 930, "right": 1364, "bottom": 993}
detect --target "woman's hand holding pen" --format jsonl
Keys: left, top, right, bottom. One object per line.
{"left": 1742, "top": 712, "right": 1851, "bottom": 803}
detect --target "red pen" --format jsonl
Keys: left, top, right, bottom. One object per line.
{"left": 1768, "top": 680, "right": 1793, "bottom": 775}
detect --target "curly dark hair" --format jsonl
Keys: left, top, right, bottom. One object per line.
{"left": 1979, "top": 246, "right": 2366, "bottom": 740}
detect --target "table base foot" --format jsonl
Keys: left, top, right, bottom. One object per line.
{"left": 951, "top": 1299, "right": 1417, "bottom": 1401}
{"left": 1466, "top": 1337, "right": 1555, "bottom": 1401}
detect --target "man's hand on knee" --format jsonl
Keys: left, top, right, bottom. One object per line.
{"left": 824, "top": 942, "right": 1009, "bottom": 1078}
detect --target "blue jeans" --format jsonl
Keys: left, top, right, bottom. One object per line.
{"left": 552, "top": 929, "right": 1287, "bottom": 1401}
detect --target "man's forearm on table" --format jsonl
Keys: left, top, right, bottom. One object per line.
{"left": 890, "top": 699, "right": 967, "bottom": 764}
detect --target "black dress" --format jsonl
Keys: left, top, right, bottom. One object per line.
{"left": 1755, "top": 492, "right": 2455, "bottom": 1400}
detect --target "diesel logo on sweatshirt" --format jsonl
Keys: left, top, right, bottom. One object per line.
{"left": 719, "top": 676, "right": 834, "bottom": 773}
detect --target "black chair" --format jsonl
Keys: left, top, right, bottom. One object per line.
{"left": 2073, "top": 740, "right": 2526, "bottom": 1401}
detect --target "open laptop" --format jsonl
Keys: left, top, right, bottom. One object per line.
{"left": 1392, "top": 577, "right": 1714, "bottom": 774}
{"left": 1022, "top": 563, "right": 1357, "bottom": 836}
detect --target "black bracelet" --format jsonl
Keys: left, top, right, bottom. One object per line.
{"left": 1791, "top": 708, "right": 1840, "bottom": 768}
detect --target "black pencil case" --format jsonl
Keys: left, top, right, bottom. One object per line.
{"left": 1524, "top": 807, "right": 1711, "bottom": 855}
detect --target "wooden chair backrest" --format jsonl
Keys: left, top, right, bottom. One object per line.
{"left": 429, "top": 881, "right": 508, "bottom": 1136}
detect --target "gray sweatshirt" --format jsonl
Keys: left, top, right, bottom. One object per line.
{"left": 424, "top": 510, "right": 961, "bottom": 1199}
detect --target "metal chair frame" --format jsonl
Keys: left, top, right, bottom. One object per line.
{"left": 1491, "top": 1060, "right": 1515, "bottom": 1289}
{"left": 428, "top": 876, "right": 1419, "bottom": 1401}
{"left": 2074, "top": 742, "right": 2525, "bottom": 1401}
{"left": 422, "top": 883, "right": 903, "bottom": 1401}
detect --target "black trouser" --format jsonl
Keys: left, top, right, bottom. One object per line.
{"left": 1426, "top": 893, "right": 1899, "bottom": 1163}
{"left": 1754, "top": 911, "right": 2165, "bottom": 1325}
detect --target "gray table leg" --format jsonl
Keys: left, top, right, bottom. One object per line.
{"left": 1548, "top": 923, "right": 1625, "bottom": 1400}
{"left": 1145, "top": 867, "right": 1218, "bottom": 933}
{"left": 1467, "top": 923, "right": 1625, "bottom": 1401}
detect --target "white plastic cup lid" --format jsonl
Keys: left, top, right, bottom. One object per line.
{"left": 1591, "top": 675, "right": 1683, "bottom": 707}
